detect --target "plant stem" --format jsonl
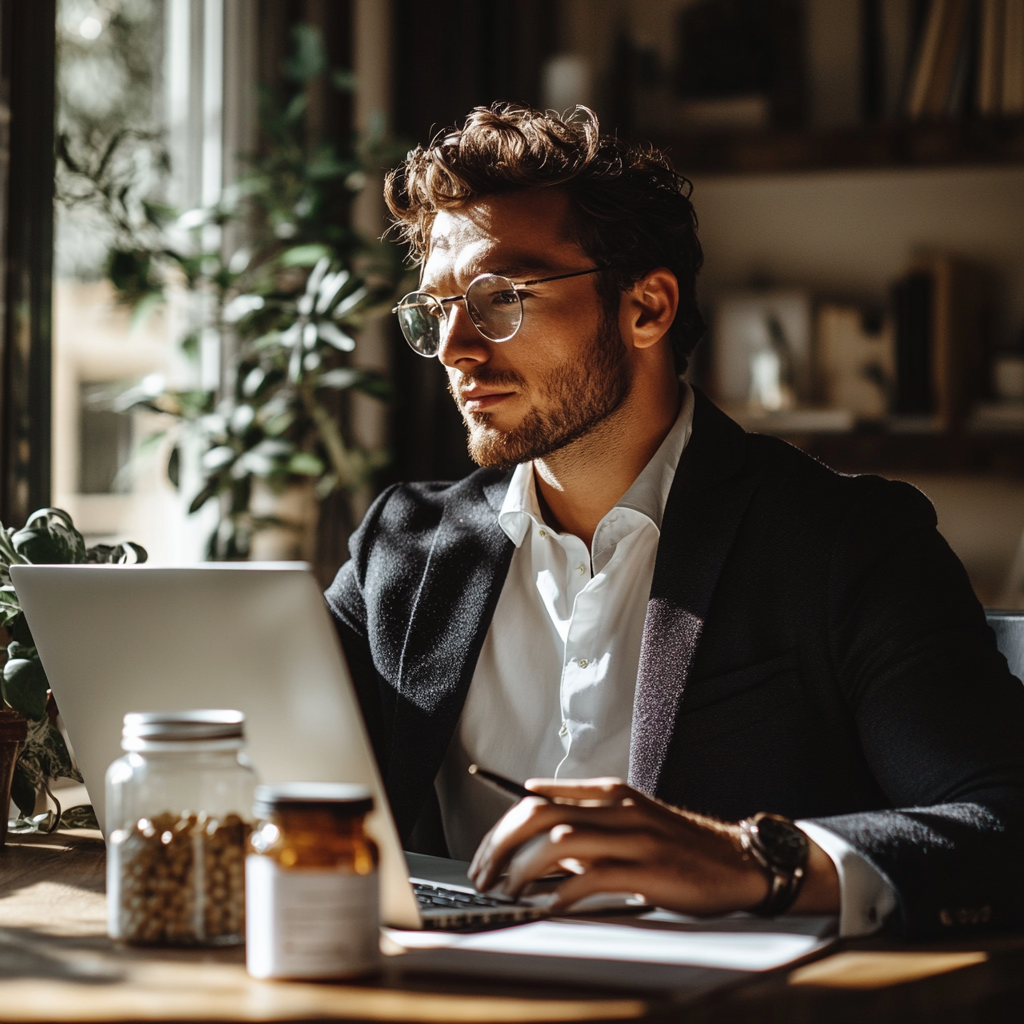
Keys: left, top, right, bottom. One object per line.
{"left": 299, "top": 383, "right": 355, "bottom": 488}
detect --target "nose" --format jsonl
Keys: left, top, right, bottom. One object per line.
{"left": 437, "top": 300, "right": 491, "bottom": 371}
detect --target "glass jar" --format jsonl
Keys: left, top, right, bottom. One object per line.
{"left": 246, "top": 782, "right": 380, "bottom": 979}
{"left": 105, "top": 710, "right": 258, "bottom": 946}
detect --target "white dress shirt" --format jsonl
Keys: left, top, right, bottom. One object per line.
{"left": 436, "top": 383, "right": 896, "bottom": 936}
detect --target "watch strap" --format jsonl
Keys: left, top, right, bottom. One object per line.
{"left": 739, "top": 812, "right": 809, "bottom": 917}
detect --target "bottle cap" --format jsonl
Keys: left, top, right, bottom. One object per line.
{"left": 253, "top": 782, "right": 373, "bottom": 818}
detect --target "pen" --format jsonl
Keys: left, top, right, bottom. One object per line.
{"left": 467, "top": 763, "right": 545, "bottom": 801}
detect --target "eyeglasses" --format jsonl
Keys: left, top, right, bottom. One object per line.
{"left": 392, "top": 266, "right": 605, "bottom": 357}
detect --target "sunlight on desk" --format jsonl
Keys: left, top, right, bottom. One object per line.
{"left": 788, "top": 950, "right": 988, "bottom": 989}
{"left": 0, "top": 967, "right": 647, "bottom": 1024}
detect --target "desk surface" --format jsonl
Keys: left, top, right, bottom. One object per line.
{"left": 2, "top": 832, "right": 1024, "bottom": 1024}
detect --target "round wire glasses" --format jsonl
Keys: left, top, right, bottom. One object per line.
{"left": 392, "top": 266, "right": 605, "bottom": 357}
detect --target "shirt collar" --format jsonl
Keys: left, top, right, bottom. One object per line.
{"left": 497, "top": 382, "right": 695, "bottom": 546}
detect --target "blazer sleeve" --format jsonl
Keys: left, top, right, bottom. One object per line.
{"left": 808, "top": 477, "right": 1024, "bottom": 937}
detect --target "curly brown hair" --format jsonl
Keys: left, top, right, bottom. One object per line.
{"left": 384, "top": 102, "right": 705, "bottom": 374}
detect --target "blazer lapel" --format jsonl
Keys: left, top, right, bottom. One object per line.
{"left": 386, "top": 472, "right": 514, "bottom": 839}
{"left": 628, "top": 390, "right": 758, "bottom": 796}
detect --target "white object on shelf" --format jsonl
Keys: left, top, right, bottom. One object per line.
{"left": 816, "top": 304, "right": 895, "bottom": 420}
{"left": 713, "top": 290, "right": 813, "bottom": 407}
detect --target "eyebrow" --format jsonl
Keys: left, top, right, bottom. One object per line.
{"left": 421, "top": 258, "right": 569, "bottom": 294}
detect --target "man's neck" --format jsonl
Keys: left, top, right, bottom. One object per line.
{"left": 532, "top": 382, "right": 682, "bottom": 549}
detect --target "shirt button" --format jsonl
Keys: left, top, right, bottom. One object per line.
{"left": 558, "top": 723, "right": 568, "bottom": 737}
{"left": 577, "top": 658, "right": 589, "bottom": 669}
{"left": 576, "top": 563, "right": 586, "bottom": 576}
{"left": 538, "top": 528, "right": 548, "bottom": 538}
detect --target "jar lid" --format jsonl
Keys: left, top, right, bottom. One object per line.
{"left": 121, "top": 710, "right": 245, "bottom": 747}
{"left": 253, "top": 782, "right": 374, "bottom": 817}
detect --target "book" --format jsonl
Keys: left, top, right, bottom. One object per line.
{"left": 1003, "top": 0, "right": 1024, "bottom": 113}
{"left": 948, "top": 0, "right": 980, "bottom": 116}
{"left": 977, "top": 0, "right": 1005, "bottom": 115}
{"left": 892, "top": 271, "right": 934, "bottom": 414}
{"left": 907, "top": 0, "right": 951, "bottom": 117}
{"left": 883, "top": 0, "right": 917, "bottom": 116}
{"left": 923, "top": 0, "right": 972, "bottom": 116}
{"left": 928, "top": 254, "right": 995, "bottom": 427}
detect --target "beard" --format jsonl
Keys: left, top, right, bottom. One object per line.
{"left": 449, "top": 311, "right": 631, "bottom": 470}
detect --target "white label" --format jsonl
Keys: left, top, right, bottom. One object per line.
{"left": 245, "top": 856, "right": 380, "bottom": 979}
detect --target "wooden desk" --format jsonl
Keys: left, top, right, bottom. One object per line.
{"left": 3, "top": 832, "right": 1024, "bottom": 1024}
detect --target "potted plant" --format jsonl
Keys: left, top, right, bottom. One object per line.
{"left": 0, "top": 508, "right": 146, "bottom": 836}
{"left": 57, "top": 24, "right": 405, "bottom": 562}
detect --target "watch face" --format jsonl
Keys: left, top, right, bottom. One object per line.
{"left": 755, "top": 815, "right": 808, "bottom": 870}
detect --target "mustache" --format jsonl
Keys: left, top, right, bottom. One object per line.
{"left": 448, "top": 366, "right": 527, "bottom": 406}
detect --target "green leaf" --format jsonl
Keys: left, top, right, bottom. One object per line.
{"left": 188, "top": 481, "right": 220, "bottom": 515}
{"left": 13, "top": 509, "right": 87, "bottom": 564}
{"left": 201, "top": 445, "right": 238, "bottom": 473}
{"left": 84, "top": 541, "right": 148, "bottom": 565}
{"left": 3, "top": 657, "right": 49, "bottom": 720}
{"left": 283, "top": 92, "right": 309, "bottom": 123}
{"left": 284, "top": 23, "right": 328, "bottom": 81}
{"left": 180, "top": 331, "right": 201, "bottom": 364}
{"left": 7, "top": 641, "right": 35, "bottom": 661}
{"left": 11, "top": 612, "right": 34, "bottom": 647}
{"left": 11, "top": 764, "right": 36, "bottom": 816}
{"left": 168, "top": 445, "right": 181, "bottom": 488}
{"left": 331, "top": 69, "right": 358, "bottom": 93}
{"left": 0, "top": 586, "right": 22, "bottom": 627}
{"left": 280, "top": 244, "right": 331, "bottom": 268}
{"left": 317, "top": 322, "right": 356, "bottom": 351}
{"left": 129, "top": 291, "right": 164, "bottom": 334}
{"left": 287, "top": 451, "right": 325, "bottom": 476}
{"left": 60, "top": 805, "right": 100, "bottom": 830}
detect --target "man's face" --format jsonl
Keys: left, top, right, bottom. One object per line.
{"left": 420, "top": 190, "right": 630, "bottom": 469}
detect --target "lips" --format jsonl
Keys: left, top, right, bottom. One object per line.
{"left": 460, "top": 388, "right": 515, "bottom": 413}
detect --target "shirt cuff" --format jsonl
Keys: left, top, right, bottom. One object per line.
{"left": 796, "top": 820, "right": 898, "bottom": 937}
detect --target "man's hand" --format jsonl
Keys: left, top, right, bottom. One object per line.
{"left": 468, "top": 778, "right": 840, "bottom": 917}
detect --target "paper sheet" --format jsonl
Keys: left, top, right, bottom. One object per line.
{"left": 391, "top": 918, "right": 828, "bottom": 973}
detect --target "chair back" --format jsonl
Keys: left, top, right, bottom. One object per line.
{"left": 986, "top": 610, "right": 1024, "bottom": 685}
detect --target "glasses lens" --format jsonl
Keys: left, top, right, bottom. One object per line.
{"left": 466, "top": 275, "right": 522, "bottom": 342}
{"left": 396, "top": 292, "right": 444, "bottom": 356}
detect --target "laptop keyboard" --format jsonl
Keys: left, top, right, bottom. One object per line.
{"left": 413, "top": 882, "right": 512, "bottom": 909}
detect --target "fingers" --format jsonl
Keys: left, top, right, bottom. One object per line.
{"left": 548, "top": 865, "right": 651, "bottom": 912}
{"left": 470, "top": 800, "right": 668, "bottom": 891}
{"left": 503, "top": 824, "right": 656, "bottom": 898}
{"left": 524, "top": 777, "right": 637, "bottom": 804}
{"left": 505, "top": 826, "right": 766, "bottom": 917}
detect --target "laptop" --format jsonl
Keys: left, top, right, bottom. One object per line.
{"left": 11, "top": 562, "right": 543, "bottom": 930}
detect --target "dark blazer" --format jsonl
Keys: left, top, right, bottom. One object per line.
{"left": 326, "top": 388, "right": 1024, "bottom": 937}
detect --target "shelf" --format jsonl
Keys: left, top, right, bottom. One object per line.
{"left": 657, "top": 117, "right": 1024, "bottom": 176}
{"left": 761, "top": 427, "right": 1024, "bottom": 478}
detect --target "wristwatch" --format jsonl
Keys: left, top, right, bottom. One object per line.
{"left": 738, "top": 812, "right": 809, "bottom": 917}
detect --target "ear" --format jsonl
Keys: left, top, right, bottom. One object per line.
{"left": 620, "top": 268, "right": 679, "bottom": 351}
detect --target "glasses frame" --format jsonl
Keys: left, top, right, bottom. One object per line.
{"left": 392, "top": 265, "right": 607, "bottom": 356}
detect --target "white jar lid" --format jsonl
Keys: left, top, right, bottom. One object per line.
{"left": 121, "top": 709, "right": 245, "bottom": 748}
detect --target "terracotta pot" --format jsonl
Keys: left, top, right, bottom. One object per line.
{"left": 0, "top": 708, "right": 28, "bottom": 846}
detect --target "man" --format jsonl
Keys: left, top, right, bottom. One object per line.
{"left": 326, "top": 103, "right": 1024, "bottom": 937}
